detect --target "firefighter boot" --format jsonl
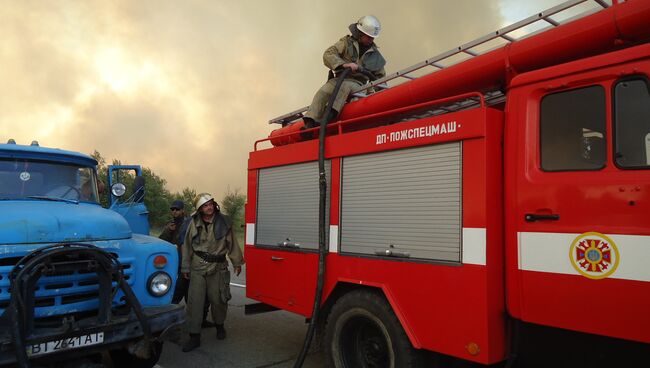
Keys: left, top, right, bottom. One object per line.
{"left": 300, "top": 117, "right": 318, "bottom": 140}
{"left": 182, "top": 333, "right": 201, "bottom": 352}
{"left": 216, "top": 324, "right": 227, "bottom": 340}
{"left": 303, "top": 117, "right": 316, "bottom": 129}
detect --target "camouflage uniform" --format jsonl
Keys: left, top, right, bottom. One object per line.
{"left": 303, "top": 29, "right": 386, "bottom": 122}
{"left": 181, "top": 212, "right": 244, "bottom": 335}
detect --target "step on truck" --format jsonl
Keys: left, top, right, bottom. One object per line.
{"left": 0, "top": 140, "right": 184, "bottom": 368}
{"left": 245, "top": 0, "right": 650, "bottom": 366}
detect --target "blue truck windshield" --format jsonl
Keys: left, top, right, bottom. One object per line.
{"left": 0, "top": 159, "right": 99, "bottom": 202}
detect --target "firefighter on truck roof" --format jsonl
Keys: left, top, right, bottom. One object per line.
{"left": 302, "top": 15, "right": 387, "bottom": 130}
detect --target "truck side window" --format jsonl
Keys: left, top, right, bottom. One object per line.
{"left": 540, "top": 86, "right": 606, "bottom": 171}
{"left": 614, "top": 78, "right": 650, "bottom": 168}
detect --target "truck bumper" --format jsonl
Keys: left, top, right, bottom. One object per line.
{"left": 0, "top": 303, "right": 185, "bottom": 366}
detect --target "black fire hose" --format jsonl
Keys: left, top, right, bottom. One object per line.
{"left": 293, "top": 67, "right": 351, "bottom": 368}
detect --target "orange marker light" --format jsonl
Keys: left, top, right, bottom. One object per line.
{"left": 466, "top": 342, "right": 480, "bottom": 356}
{"left": 153, "top": 255, "right": 168, "bottom": 269}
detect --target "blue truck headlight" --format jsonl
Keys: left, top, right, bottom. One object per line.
{"left": 147, "top": 271, "right": 172, "bottom": 297}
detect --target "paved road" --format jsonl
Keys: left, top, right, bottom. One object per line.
{"left": 156, "top": 265, "right": 326, "bottom": 368}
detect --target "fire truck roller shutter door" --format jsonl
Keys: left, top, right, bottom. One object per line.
{"left": 256, "top": 160, "right": 332, "bottom": 250}
{"left": 340, "top": 143, "right": 462, "bottom": 262}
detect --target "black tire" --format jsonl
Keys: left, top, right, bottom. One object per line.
{"left": 324, "top": 289, "right": 420, "bottom": 368}
{"left": 108, "top": 341, "right": 163, "bottom": 368}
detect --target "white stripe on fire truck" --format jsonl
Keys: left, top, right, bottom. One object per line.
{"left": 329, "top": 225, "right": 339, "bottom": 253}
{"left": 462, "top": 227, "right": 486, "bottom": 265}
{"left": 518, "top": 232, "right": 650, "bottom": 282}
{"left": 246, "top": 223, "right": 255, "bottom": 246}
{"left": 246, "top": 223, "right": 486, "bottom": 261}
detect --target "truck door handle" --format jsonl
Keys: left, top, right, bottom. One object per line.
{"left": 277, "top": 239, "right": 300, "bottom": 249}
{"left": 525, "top": 213, "right": 560, "bottom": 222}
{"left": 271, "top": 256, "right": 284, "bottom": 261}
{"left": 375, "top": 249, "right": 411, "bottom": 258}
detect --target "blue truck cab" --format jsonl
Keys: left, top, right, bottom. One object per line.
{"left": 0, "top": 141, "right": 184, "bottom": 368}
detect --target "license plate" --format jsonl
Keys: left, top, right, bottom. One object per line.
{"left": 26, "top": 332, "right": 104, "bottom": 357}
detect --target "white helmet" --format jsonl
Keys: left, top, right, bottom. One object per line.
{"left": 194, "top": 192, "right": 214, "bottom": 211}
{"left": 356, "top": 15, "right": 381, "bottom": 38}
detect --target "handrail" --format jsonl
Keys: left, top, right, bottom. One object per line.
{"left": 333, "top": 92, "right": 485, "bottom": 134}
{"left": 254, "top": 91, "right": 486, "bottom": 151}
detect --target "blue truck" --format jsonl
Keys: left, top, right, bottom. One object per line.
{"left": 0, "top": 140, "right": 184, "bottom": 367}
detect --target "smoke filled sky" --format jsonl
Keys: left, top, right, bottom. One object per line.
{"left": 1, "top": 0, "right": 577, "bottom": 198}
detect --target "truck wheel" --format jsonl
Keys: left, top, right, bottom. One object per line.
{"left": 109, "top": 341, "right": 163, "bottom": 368}
{"left": 324, "top": 289, "right": 420, "bottom": 368}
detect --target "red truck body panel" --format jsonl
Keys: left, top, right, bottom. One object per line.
{"left": 249, "top": 108, "right": 508, "bottom": 363}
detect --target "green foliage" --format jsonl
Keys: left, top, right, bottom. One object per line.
{"left": 141, "top": 167, "right": 171, "bottom": 229}
{"left": 90, "top": 151, "right": 246, "bottom": 235}
{"left": 221, "top": 187, "right": 246, "bottom": 235}
{"left": 180, "top": 187, "right": 198, "bottom": 214}
{"left": 91, "top": 151, "right": 109, "bottom": 208}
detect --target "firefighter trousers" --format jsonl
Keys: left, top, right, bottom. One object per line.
{"left": 304, "top": 78, "right": 363, "bottom": 121}
{"left": 187, "top": 265, "right": 232, "bottom": 334}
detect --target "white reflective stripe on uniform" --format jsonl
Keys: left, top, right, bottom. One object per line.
{"left": 246, "top": 223, "right": 255, "bottom": 245}
{"left": 518, "top": 232, "right": 650, "bottom": 282}
{"left": 329, "top": 225, "right": 339, "bottom": 253}
{"left": 462, "top": 227, "right": 486, "bottom": 265}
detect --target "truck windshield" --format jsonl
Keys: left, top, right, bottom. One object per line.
{"left": 0, "top": 159, "right": 99, "bottom": 203}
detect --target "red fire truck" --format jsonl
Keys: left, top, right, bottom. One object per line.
{"left": 245, "top": 0, "right": 650, "bottom": 366}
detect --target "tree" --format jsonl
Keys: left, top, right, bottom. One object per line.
{"left": 91, "top": 151, "right": 109, "bottom": 208}
{"left": 141, "top": 167, "right": 171, "bottom": 229}
{"left": 178, "top": 187, "right": 198, "bottom": 214}
{"left": 89, "top": 151, "right": 246, "bottom": 235}
{"left": 90, "top": 151, "right": 172, "bottom": 229}
{"left": 221, "top": 187, "right": 246, "bottom": 236}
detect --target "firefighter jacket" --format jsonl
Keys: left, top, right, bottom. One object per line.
{"left": 159, "top": 216, "right": 190, "bottom": 247}
{"left": 159, "top": 215, "right": 190, "bottom": 270}
{"left": 323, "top": 34, "right": 386, "bottom": 84}
{"left": 181, "top": 212, "right": 244, "bottom": 275}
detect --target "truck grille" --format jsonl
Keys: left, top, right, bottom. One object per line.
{"left": 0, "top": 253, "right": 135, "bottom": 318}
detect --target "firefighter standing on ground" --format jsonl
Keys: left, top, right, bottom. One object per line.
{"left": 159, "top": 200, "right": 190, "bottom": 304}
{"left": 303, "top": 15, "right": 386, "bottom": 129}
{"left": 160, "top": 200, "right": 215, "bottom": 327}
{"left": 181, "top": 193, "right": 244, "bottom": 352}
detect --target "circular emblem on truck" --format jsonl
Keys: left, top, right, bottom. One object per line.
{"left": 569, "top": 232, "right": 619, "bottom": 279}
{"left": 19, "top": 171, "right": 30, "bottom": 181}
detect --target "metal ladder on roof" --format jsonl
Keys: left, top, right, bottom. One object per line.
{"left": 269, "top": 0, "right": 618, "bottom": 125}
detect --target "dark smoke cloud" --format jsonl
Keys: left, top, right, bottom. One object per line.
{"left": 0, "top": 0, "right": 562, "bottom": 198}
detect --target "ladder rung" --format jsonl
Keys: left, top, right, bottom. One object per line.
{"left": 499, "top": 33, "right": 516, "bottom": 42}
{"left": 593, "top": 0, "right": 610, "bottom": 8}
{"left": 462, "top": 49, "right": 478, "bottom": 57}
{"left": 543, "top": 16, "right": 560, "bottom": 27}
